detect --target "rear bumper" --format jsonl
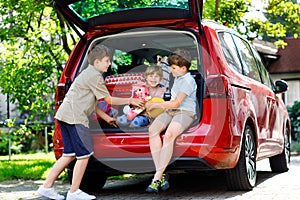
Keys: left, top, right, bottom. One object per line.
{"left": 57, "top": 126, "right": 241, "bottom": 174}
{"left": 70, "top": 156, "right": 217, "bottom": 175}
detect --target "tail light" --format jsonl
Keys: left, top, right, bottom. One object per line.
{"left": 205, "top": 75, "right": 231, "bottom": 98}
{"left": 54, "top": 83, "right": 65, "bottom": 159}
{"left": 55, "top": 83, "right": 66, "bottom": 109}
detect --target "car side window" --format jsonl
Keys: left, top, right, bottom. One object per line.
{"left": 218, "top": 32, "right": 243, "bottom": 74}
{"left": 232, "top": 35, "right": 261, "bottom": 82}
{"left": 111, "top": 49, "right": 133, "bottom": 74}
{"left": 251, "top": 47, "right": 273, "bottom": 89}
{"left": 259, "top": 65, "right": 273, "bottom": 90}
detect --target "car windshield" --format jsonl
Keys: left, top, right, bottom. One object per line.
{"left": 69, "top": 0, "right": 190, "bottom": 20}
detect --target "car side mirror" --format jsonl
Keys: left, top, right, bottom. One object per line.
{"left": 274, "top": 80, "right": 288, "bottom": 94}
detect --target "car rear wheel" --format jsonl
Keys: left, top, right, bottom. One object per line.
{"left": 67, "top": 169, "right": 107, "bottom": 192}
{"left": 269, "top": 126, "right": 290, "bottom": 172}
{"left": 225, "top": 125, "right": 257, "bottom": 191}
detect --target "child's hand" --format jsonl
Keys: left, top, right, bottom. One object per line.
{"left": 129, "top": 98, "right": 144, "bottom": 107}
{"left": 106, "top": 117, "right": 118, "bottom": 127}
{"left": 145, "top": 102, "right": 155, "bottom": 110}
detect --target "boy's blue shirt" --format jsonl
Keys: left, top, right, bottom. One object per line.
{"left": 170, "top": 72, "right": 197, "bottom": 115}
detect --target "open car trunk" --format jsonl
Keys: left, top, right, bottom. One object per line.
{"left": 77, "top": 28, "right": 204, "bottom": 133}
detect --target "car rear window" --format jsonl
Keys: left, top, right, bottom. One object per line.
{"left": 76, "top": 28, "right": 200, "bottom": 91}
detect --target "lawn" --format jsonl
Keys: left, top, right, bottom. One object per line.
{"left": 0, "top": 152, "right": 66, "bottom": 182}
{"left": 0, "top": 152, "right": 132, "bottom": 182}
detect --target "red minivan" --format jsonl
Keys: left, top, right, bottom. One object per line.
{"left": 53, "top": 0, "right": 291, "bottom": 192}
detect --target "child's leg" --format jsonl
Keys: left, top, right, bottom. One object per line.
{"left": 43, "top": 121, "right": 76, "bottom": 188}
{"left": 43, "top": 155, "right": 75, "bottom": 188}
{"left": 70, "top": 157, "right": 90, "bottom": 193}
{"left": 154, "top": 112, "right": 194, "bottom": 181}
{"left": 148, "top": 112, "right": 171, "bottom": 175}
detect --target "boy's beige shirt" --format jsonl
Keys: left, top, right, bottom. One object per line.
{"left": 55, "top": 64, "right": 110, "bottom": 127}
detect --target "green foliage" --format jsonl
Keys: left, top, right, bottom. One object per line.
{"left": 248, "top": 0, "right": 300, "bottom": 48}
{"left": 70, "top": 0, "right": 189, "bottom": 20}
{"left": 267, "top": 0, "right": 300, "bottom": 38}
{"left": 203, "top": 0, "right": 217, "bottom": 20}
{"left": 288, "top": 101, "right": 300, "bottom": 141}
{"left": 113, "top": 50, "right": 133, "bottom": 67}
{"left": 203, "top": 0, "right": 300, "bottom": 48}
{"left": 0, "top": 0, "right": 73, "bottom": 123}
{"left": 293, "top": 141, "right": 300, "bottom": 153}
{"left": 218, "top": 0, "right": 251, "bottom": 29}
{"left": 0, "top": 119, "right": 25, "bottom": 155}
{"left": 0, "top": 119, "right": 53, "bottom": 155}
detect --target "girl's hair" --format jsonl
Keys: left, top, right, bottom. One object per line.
{"left": 88, "top": 45, "right": 112, "bottom": 65}
{"left": 145, "top": 64, "right": 163, "bottom": 79}
{"left": 168, "top": 49, "right": 191, "bottom": 70}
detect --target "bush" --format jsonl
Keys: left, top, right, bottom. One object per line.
{"left": 0, "top": 123, "right": 53, "bottom": 155}
{"left": 0, "top": 129, "right": 23, "bottom": 155}
{"left": 293, "top": 142, "right": 300, "bottom": 154}
{"left": 288, "top": 101, "right": 300, "bottom": 141}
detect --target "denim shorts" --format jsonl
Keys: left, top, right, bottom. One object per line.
{"left": 59, "top": 120, "right": 94, "bottom": 159}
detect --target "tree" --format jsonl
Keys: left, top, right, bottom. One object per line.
{"left": 249, "top": 0, "right": 300, "bottom": 47}
{"left": 0, "top": 0, "right": 76, "bottom": 122}
{"left": 203, "top": 0, "right": 251, "bottom": 26}
{"left": 203, "top": 0, "right": 300, "bottom": 48}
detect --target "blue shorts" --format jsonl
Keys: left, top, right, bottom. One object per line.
{"left": 59, "top": 121, "right": 94, "bottom": 159}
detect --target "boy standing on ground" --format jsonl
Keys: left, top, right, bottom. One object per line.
{"left": 145, "top": 49, "right": 197, "bottom": 193}
{"left": 37, "top": 45, "right": 144, "bottom": 200}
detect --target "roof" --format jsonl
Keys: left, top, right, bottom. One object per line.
{"left": 252, "top": 39, "right": 278, "bottom": 56}
{"left": 268, "top": 37, "right": 300, "bottom": 74}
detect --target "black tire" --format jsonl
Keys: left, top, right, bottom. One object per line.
{"left": 67, "top": 169, "right": 107, "bottom": 192}
{"left": 269, "top": 126, "right": 290, "bottom": 172}
{"left": 225, "top": 125, "right": 257, "bottom": 191}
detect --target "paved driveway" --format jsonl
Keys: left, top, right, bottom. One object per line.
{"left": 1, "top": 155, "right": 299, "bottom": 200}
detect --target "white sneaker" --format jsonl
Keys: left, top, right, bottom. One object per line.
{"left": 37, "top": 185, "right": 65, "bottom": 200}
{"left": 66, "top": 189, "right": 96, "bottom": 200}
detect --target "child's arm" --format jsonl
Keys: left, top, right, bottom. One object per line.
{"left": 146, "top": 92, "right": 187, "bottom": 110}
{"left": 103, "top": 96, "right": 144, "bottom": 107}
{"left": 95, "top": 106, "right": 117, "bottom": 127}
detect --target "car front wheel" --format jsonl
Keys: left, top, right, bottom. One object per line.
{"left": 225, "top": 125, "right": 257, "bottom": 191}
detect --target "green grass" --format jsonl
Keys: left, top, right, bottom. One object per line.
{"left": 0, "top": 152, "right": 66, "bottom": 182}
{"left": 0, "top": 152, "right": 134, "bottom": 182}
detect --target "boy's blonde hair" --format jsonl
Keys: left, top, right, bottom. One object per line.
{"left": 88, "top": 45, "right": 112, "bottom": 65}
{"left": 145, "top": 64, "right": 163, "bottom": 79}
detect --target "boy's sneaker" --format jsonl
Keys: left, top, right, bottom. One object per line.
{"left": 146, "top": 179, "right": 160, "bottom": 193}
{"left": 37, "top": 185, "right": 65, "bottom": 200}
{"left": 160, "top": 173, "right": 170, "bottom": 191}
{"left": 66, "top": 189, "right": 96, "bottom": 200}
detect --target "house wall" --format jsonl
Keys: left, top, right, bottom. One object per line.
{"left": 0, "top": 94, "right": 20, "bottom": 122}
{"left": 267, "top": 38, "right": 300, "bottom": 108}
{"left": 271, "top": 72, "right": 300, "bottom": 107}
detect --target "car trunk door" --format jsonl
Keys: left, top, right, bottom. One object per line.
{"left": 54, "top": 0, "right": 203, "bottom": 37}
